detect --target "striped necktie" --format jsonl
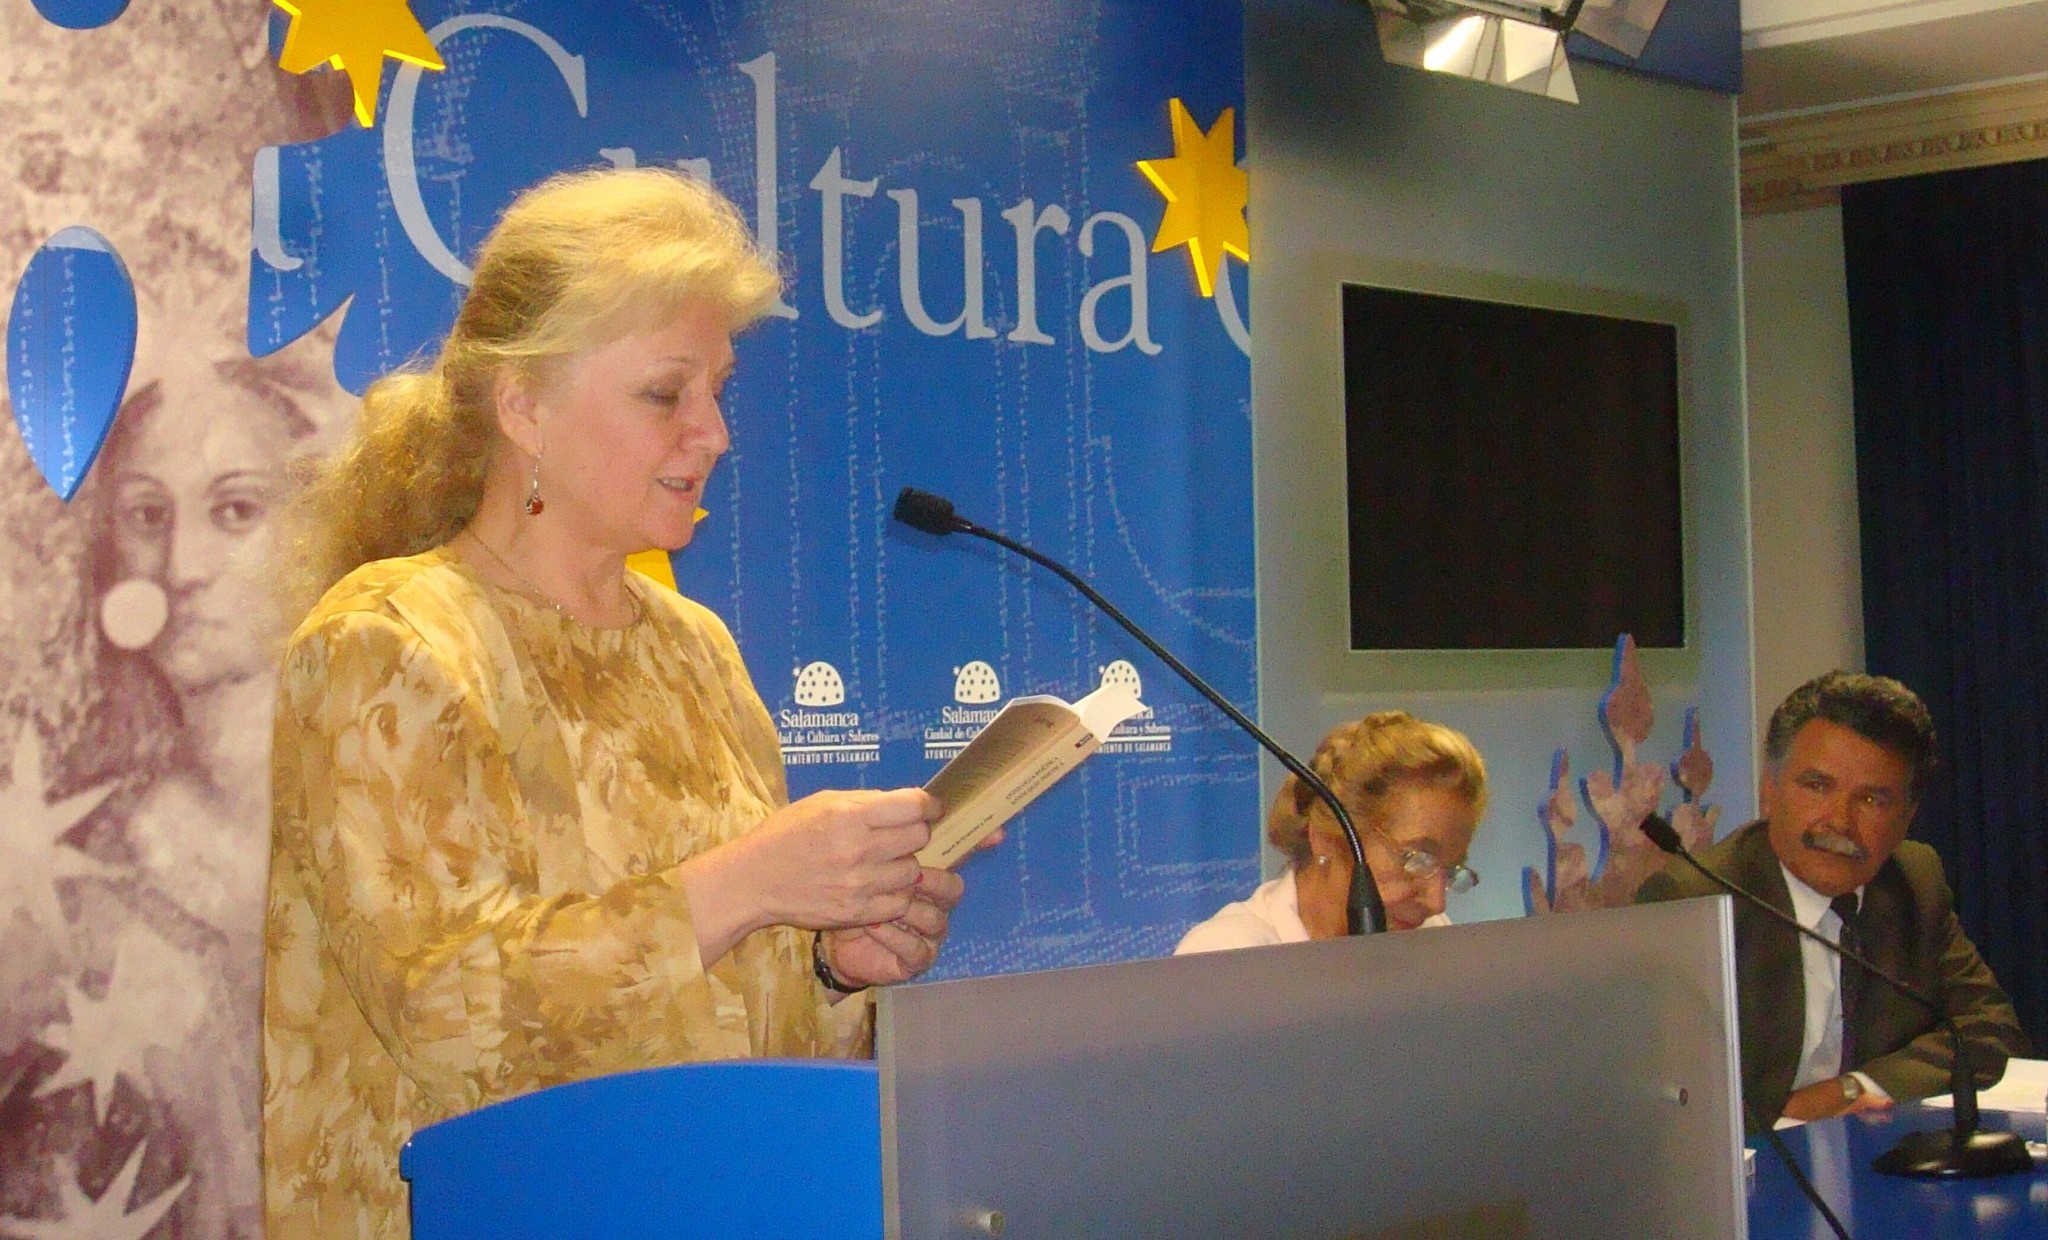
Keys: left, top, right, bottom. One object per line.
{"left": 1830, "top": 892, "right": 1865, "bottom": 1069}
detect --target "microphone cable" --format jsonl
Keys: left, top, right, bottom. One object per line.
{"left": 1746, "top": 1096, "right": 1853, "bottom": 1240}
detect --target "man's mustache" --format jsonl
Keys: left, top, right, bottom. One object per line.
{"left": 1802, "top": 828, "right": 1869, "bottom": 861}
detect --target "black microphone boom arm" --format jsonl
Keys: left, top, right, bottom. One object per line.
{"left": 891, "top": 486, "right": 1387, "bottom": 936}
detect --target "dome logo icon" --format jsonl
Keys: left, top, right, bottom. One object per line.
{"left": 792, "top": 661, "right": 847, "bottom": 707}
{"left": 1095, "top": 658, "right": 1169, "bottom": 753}
{"left": 952, "top": 661, "right": 1002, "bottom": 705}
{"left": 1097, "top": 659, "right": 1143, "bottom": 699}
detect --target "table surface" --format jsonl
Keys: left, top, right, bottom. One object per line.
{"left": 1748, "top": 1106, "right": 2048, "bottom": 1238}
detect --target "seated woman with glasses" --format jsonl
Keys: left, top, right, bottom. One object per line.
{"left": 1176, "top": 711, "right": 1487, "bottom": 952}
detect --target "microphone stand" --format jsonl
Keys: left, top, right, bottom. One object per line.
{"left": 1640, "top": 816, "right": 2031, "bottom": 1179}
{"left": 892, "top": 487, "right": 1386, "bottom": 936}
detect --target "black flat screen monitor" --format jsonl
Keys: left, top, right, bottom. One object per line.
{"left": 1341, "top": 283, "right": 1684, "bottom": 651}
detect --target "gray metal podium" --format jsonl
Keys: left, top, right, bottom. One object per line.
{"left": 405, "top": 897, "right": 1745, "bottom": 1239}
{"left": 880, "top": 895, "right": 1745, "bottom": 1238}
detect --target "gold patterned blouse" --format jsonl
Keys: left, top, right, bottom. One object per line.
{"left": 263, "top": 548, "right": 842, "bottom": 1239}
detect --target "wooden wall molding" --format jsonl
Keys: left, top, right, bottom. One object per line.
{"left": 1739, "top": 77, "right": 2048, "bottom": 216}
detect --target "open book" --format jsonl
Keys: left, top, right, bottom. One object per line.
{"left": 917, "top": 683, "right": 1146, "bottom": 868}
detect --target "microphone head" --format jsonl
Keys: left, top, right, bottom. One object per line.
{"left": 1638, "top": 813, "right": 1682, "bottom": 855}
{"left": 893, "top": 486, "right": 961, "bottom": 536}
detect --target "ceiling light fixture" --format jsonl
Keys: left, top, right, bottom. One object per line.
{"left": 1360, "top": 0, "right": 1670, "bottom": 103}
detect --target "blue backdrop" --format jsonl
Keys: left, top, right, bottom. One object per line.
{"left": 249, "top": 0, "right": 1260, "bottom": 975}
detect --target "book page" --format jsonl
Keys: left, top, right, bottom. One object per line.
{"left": 917, "top": 686, "right": 1144, "bottom": 868}
{"left": 924, "top": 697, "right": 1079, "bottom": 807}
{"left": 1071, "top": 682, "right": 1145, "bottom": 741}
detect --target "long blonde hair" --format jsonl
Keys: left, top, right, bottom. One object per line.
{"left": 1267, "top": 711, "right": 1489, "bottom": 867}
{"left": 277, "top": 167, "right": 780, "bottom": 624}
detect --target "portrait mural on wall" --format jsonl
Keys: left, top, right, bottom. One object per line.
{"left": 0, "top": 3, "right": 354, "bottom": 1235}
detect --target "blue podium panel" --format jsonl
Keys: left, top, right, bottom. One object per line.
{"left": 1749, "top": 1106, "right": 2048, "bottom": 1239}
{"left": 402, "top": 1059, "right": 881, "bottom": 1240}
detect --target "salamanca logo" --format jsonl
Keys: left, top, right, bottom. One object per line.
{"left": 952, "top": 661, "right": 1001, "bottom": 705}
{"left": 1097, "top": 659, "right": 1171, "bottom": 754}
{"left": 367, "top": 35, "right": 1249, "bottom": 357}
{"left": 925, "top": 659, "right": 1004, "bottom": 760}
{"left": 791, "top": 661, "right": 845, "bottom": 707}
{"left": 779, "top": 661, "right": 878, "bottom": 766}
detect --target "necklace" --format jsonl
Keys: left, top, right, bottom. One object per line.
{"left": 461, "top": 529, "right": 643, "bottom": 626}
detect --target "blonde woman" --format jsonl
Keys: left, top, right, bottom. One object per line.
{"left": 264, "top": 168, "right": 983, "bottom": 1238}
{"left": 1176, "top": 712, "right": 1487, "bottom": 952}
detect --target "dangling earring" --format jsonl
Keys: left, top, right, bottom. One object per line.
{"left": 523, "top": 452, "right": 545, "bottom": 516}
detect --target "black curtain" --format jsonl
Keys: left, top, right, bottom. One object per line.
{"left": 1843, "top": 157, "right": 2048, "bottom": 1051}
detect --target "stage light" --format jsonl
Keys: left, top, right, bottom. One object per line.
{"left": 1359, "top": 0, "right": 1669, "bottom": 103}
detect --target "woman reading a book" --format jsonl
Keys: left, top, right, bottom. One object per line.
{"left": 263, "top": 168, "right": 982, "bottom": 1239}
{"left": 1176, "top": 712, "right": 1487, "bottom": 952}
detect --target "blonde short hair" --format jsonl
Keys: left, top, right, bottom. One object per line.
{"left": 1266, "top": 711, "right": 1489, "bottom": 867}
{"left": 277, "top": 167, "right": 780, "bottom": 623}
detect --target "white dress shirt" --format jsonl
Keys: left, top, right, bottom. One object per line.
{"left": 1173, "top": 868, "right": 1450, "bottom": 955}
{"left": 1780, "top": 864, "right": 1887, "bottom": 1100}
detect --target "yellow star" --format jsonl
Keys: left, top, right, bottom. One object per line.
{"left": 626, "top": 548, "right": 680, "bottom": 592}
{"left": 272, "top": 0, "right": 445, "bottom": 128}
{"left": 1136, "top": 99, "right": 1249, "bottom": 299}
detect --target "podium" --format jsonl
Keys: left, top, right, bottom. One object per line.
{"left": 404, "top": 897, "right": 1748, "bottom": 1238}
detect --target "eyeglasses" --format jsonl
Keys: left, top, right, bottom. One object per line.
{"left": 1366, "top": 820, "right": 1480, "bottom": 893}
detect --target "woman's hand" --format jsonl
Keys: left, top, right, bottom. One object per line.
{"left": 748, "top": 788, "right": 944, "bottom": 928}
{"left": 821, "top": 866, "right": 966, "bottom": 988}
{"left": 820, "top": 826, "right": 1003, "bottom": 988}
{"left": 676, "top": 788, "right": 940, "bottom": 963}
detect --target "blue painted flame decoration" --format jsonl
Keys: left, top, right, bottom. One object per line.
{"left": 6, "top": 226, "right": 139, "bottom": 501}
{"left": 29, "top": 0, "right": 132, "bottom": 30}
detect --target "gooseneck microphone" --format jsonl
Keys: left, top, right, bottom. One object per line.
{"left": 893, "top": 486, "right": 1387, "bottom": 936}
{"left": 1639, "top": 814, "right": 2031, "bottom": 1179}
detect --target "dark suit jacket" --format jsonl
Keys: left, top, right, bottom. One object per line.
{"left": 1637, "top": 820, "right": 2027, "bottom": 1131}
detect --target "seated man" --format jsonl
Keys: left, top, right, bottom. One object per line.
{"left": 1638, "top": 672, "right": 2026, "bottom": 1129}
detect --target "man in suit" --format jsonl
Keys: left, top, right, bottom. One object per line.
{"left": 1638, "top": 671, "right": 2026, "bottom": 1129}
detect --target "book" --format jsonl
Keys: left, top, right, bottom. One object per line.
{"left": 917, "top": 682, "right": 1146, "bottom": 868}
